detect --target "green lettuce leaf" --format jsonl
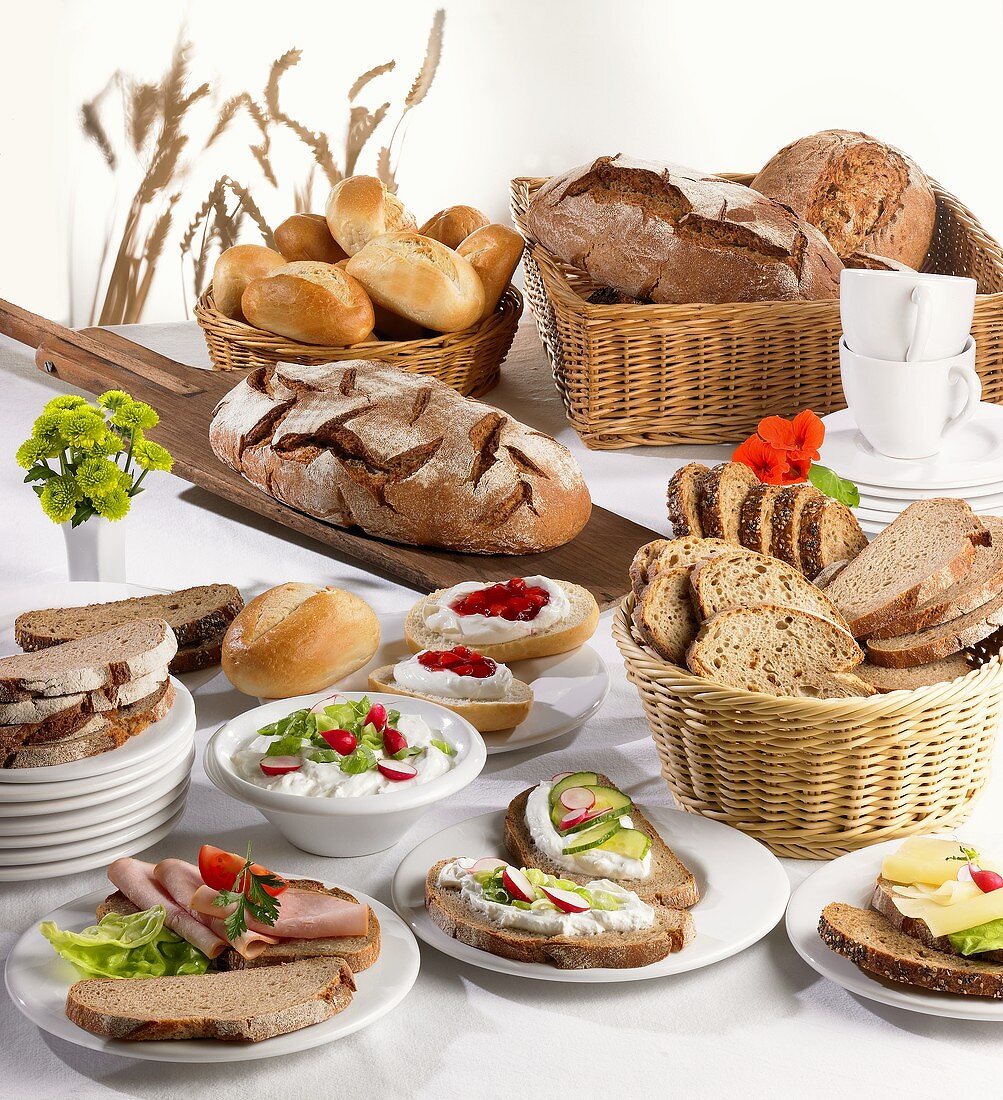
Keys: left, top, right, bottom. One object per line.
{"left": 947, "top": 917, "right": 1003, "bottom": 956}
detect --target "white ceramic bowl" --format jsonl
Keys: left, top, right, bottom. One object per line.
{"left": 204, "top": 691, "right": 487, "bottom": 856}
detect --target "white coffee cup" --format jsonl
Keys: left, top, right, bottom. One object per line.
{"left": 839, "top": 335, "right": 981, "bottom": 460}
{"left": 840, "top": 269, "right": 976, "bottom": 362}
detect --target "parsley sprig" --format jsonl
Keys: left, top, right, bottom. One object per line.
{"left": 213, "top": 843, "right": 285, "bottom": 940}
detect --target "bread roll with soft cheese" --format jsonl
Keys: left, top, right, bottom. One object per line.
{"left": 274, "top": 213, "right": 348, "bottom": 264}
{"left": 222, "top": 583, "right": 380, "bottom": 698}
{"left": 241, "top": 261, "right": 375, "bottom": 346}
{"left": 419, "top": 205, "right": 490, "bottom": 250}
{"left": 213, "top": 245, "right": 286, "bottom": 322}
{"left": 346, "top": 232, "right": 485, "bottom": 333}
{"left": 457, "top": 224, "right": 524, "bottom": 320}
{"left": 325, "top": 176, "right": 417, "bottom": 256}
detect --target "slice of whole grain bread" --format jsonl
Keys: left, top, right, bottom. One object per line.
{"left": 865, "top": 588, "right": 1003, "bottom": 668}
{"left": 857, "top": 654, "right": 974, "bottom": 693}
{"left": 699, "top": 462, "right": 758, "bottom": 541}
{"left": 769, "top": 484, "right": 824, "bottom": 568}
{"left": 798, "top": 495, "right": 868, "bottom": 578}
{"left": 666, "top": 463, "right": 709, "bottom": 537}
{"left": 635, "top": 568, "right": 699, "bottom": 665}
{"left": 738, "top": 483, "right": 784, "bottom": 555}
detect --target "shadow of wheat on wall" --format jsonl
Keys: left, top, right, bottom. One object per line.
{"left": 79, "top": 9, "right": 445, "bottom": 326}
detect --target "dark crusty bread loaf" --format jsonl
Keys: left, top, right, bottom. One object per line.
{"left": 858, "top": 654, "right": 973, "bottom": 693}
{"left": 699, "top": 462, "right": 758, "bottom": 541}
{"left": 751, "top": 130, "right": 936, "bottom": 268}
{"left": 666, "top": 462, "right": 708, "bottom": 537}
{"left": 65, "top": 956, "right": 355, "bottom": 1041}
{"left": 504, "top": 779, "right": 699, "bottom": 908}
{"left": 842, "top": 251, "right": 914, "bottom": 272}
{"left": 797, "top": 495, "right": 868, "bottom": 579}
{"left": 425, "top": 858, "right": 693, "bottom": 969}
{"left": 524, "top": 155, "right": 843, "bottom": 304}
{"left": 866, "top": 589, "right": 1003, "bottom": 668}
{"left": 818, "top": 902, "right": 1003, "bottom": 998}
{"left": 210, "top": 360, "right": 591, "bottom": 555}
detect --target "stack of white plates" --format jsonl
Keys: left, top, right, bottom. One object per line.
{"left": 819, "top": 406, "right": 1003, "bottom": 536}
{"left": 0, "top": 678, "right": 196, "bottom": 881}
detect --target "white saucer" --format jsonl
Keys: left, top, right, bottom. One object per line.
{"left": 6, "top": 884, "right": 420, "bottom": 1061}
{"left": 786, "top": 833, "right": 1003, "bottom": 1021}
{"left": 820, "top": 405, "right": 1003, "bottom": 491}
{"left": 857, "top": 489, "right": 1003, "bottom": 513}
{"left": 854, "top": 481, "right": 1003, "bottom": 504}
{"left": 392, "top": 807, "right": 789, "bottom": 983}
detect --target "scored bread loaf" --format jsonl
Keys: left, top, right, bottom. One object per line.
{"left": 699, "top": 462, "right": 758, "bottom": 541}
{"left": 210, "top": 360, "right": 591, "bottom": 555}
{"left": 418, "top": 205, "right": 489, "bottom": 249}
{"left": 456, "top": 224, "right": 524, "bottom": 321}
{"left": 524, "top": 155, "right": 843, "bottom": 304}
{"left": 324, "top": 175, "right": 416, "bottom": 256}
{"left": 666, "top": 463, "right": 709, "bottom": 537}
{"left": 635, "top": 567, "right": 699, "bottom": 665}
{"left": 751, "top": 130, "right": 936, "bottom": 268}
{"left": 274, "top": 213, "right": 348, "bottom": 264}
{"left": 212, "top": 245, "right": 285, "bottom": 322}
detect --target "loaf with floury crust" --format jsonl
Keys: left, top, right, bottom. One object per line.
{"left": 523, "top": 154, "right": 843, "bottom": 304}
{"left": 209, "top": 360, "right": 592, "bottom": 554}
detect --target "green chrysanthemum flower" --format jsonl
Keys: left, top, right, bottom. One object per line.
{"left": 39, "top": 475, "right": 82, "bottom": 525}
{"left": 16, "top": 437, "right": 53, "bottom": 469}
{"left": 43, "top": 395, "right": 89, "bottom": 414}
{"left": 97, "top": 390, "right": 131, "bottom": 412}
{"left": 31, "top": 409, "right": 68, "bottom": 448}
{"left": 111, "top": 400, "right": 159, "bottom": 431}
{"left": 61, "top": 408, "right": 108, "bottom": 450}
{"left": 75, "top": 456, "right": 121, "bottom": 498}
{"left": 132, "top": 440, "right": 173, "bottom": 473}
{"left": 92, "top": 487, "right": 130, "bottom": 521}
{"left": 93, "top": 431, "right": 125, "bottom": 457}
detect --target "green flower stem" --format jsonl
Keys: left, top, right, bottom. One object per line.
{"left": 123, "top": 427, "right": 136, "bottom": 478}
{"left": 131, "top": 469, "right": 148, "bottom": 495}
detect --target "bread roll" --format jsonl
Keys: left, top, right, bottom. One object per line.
{"left": 213, "top": 245, "right": 285, "bottom": 322}
{"left": 524, "top": 155, "right": 842, "bottom": 304}
{"left": 346, "top": 232, "right": 485, "bottom": 332}
{"left": 274, "top": 213, "right": 347, "bottom": 264}
{"left": 419, "top": 205, "right": 489, "bottom": 249}
{"left": 325, "top": 176, "right": 416, "bottom": 256}
{"left": 241, "top": 261, "right": 375, "bottom": 346}
{"left": 457, "top": 224, "right": 524, "bottom": 320}
{"left": 751, "top": 130, "right": 936, "bottom": 268}
{"left": 334, "top": 256, "right": 430, "bottom": 339}
{"left": 221, "top": 583, "right": 380, "bottom": 698}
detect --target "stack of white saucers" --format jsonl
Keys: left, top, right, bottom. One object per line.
{"left": 0, "top": 678, "right": 196, "bottom": 882}
{"left": 819, "top": 406, "right": 1003, "bottom": 536}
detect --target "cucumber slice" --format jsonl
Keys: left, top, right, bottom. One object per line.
{"left": 563, "top": 819, "right": 621, "bottom": 854}
{"left": 549, "top": 772, "right": 599, "bottom": 809}
{"left": 598, "top": 827, "right": 651, "bottom": 861}
{"left": 553, "top": 786, "right": 634, "bottom": 833}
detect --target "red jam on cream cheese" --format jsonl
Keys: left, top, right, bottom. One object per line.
{"left": 394, "top": 648, "right": 513, "bottom": 701}
{"left": 424, "top": 576, "right": 570, "bottom": 645}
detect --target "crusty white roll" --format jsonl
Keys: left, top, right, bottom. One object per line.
{"left": 418, "top": 205, "right": 489, "bottom": 250}
{"left": 274, "top": 213, "right": 348, "bottom": 264}
{"left": 457, "top": 224, "right": 524, "bottom": 320}
{"left": 345, "top": 232, "right": 485, "bottom": 333}
{"left": 213, "top": 244, "right": 285, "bottom": 322}
{"left": 325, "top": 176, "right": 417, "bottom": 256}
{"left": 241, "top": 261, "right": 375, "bottom": 346}
{"left": 222, "top": 583, "right": 380, "bottom": 698}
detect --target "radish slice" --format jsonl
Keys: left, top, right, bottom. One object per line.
{"left": 558, "top": 808, "right": 589, "bottom": 831}
{"left": 551, "top": 772, "right": 573, "bottom": 784}
{"left": 377, "top": 759, "right": 418, "bottom": 782}
{"left": 560, "top": 786, "right": 595, "bottom": 811}
{"left": 502, "top": 866, "right": 535, "bottom": 902}
{"left": 259, "top": 756, "right": 302, "bottom": 776}
{"left": 468, "top": 857, "right": 508, "bottom": 874}
{"left": 309, "top": 693, "right": 343, "bottom": 715}
{"left": 541, "top": 885, "right": 591, "bottom": 913}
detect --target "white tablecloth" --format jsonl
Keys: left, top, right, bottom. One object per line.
{"left": 2, "top": 324, "right": 1002, "bottom": 1099}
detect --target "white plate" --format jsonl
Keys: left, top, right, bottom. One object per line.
{"left": 786, "top": 834, "right": 1003, "bottom": 1020}
{"left": 853, "top": 502, "right": 1001, "bottom": 524}
{"left": 392, "top": 807, "right": 789, "bottom": 983}
{"left": 334, "top": 611, "right": 610, "bottom": 756}
{"left": 855, "top": 483, "right": 1003, "bottom": 505}
{"left": 6, "top": 884, "right": 420, "bottom": 1062}
{"left": 0, "top": 676, "right": 195, "bottom": 787}
{"left": 0, "top": 800, "right": 187, "bottom": 882}
{"left": 820, "top": 406, "right": 1003, "bottom": 490}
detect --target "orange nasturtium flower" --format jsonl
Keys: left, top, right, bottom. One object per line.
{"left": 758, "top": 409, "right": 825, "bottom": 463}
{"left": 732, "top": 434, "right": 790, "bottom": 485}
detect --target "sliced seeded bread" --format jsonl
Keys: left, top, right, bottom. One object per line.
{"left": 869, "top": 516, "right": 1003, "bottom": 639}
{"left": 738, "top": 483, "right": 784, "bottom": 554}
{"left": 0, "top": 668, "right": 166, "bottom": 727}
{"left": 818, "top": 902, "right": 1003, "bottom": 998}
{"left": 0, "top": 619, "right": 177, "bottom": 702}
{"left": 65, "top": 956, "right": 355, "bottom": 1042}
{"left": 666, "top": 462, "right": 709, "bottom": 537}
{"left": 825, "top": 499, "right": 990, "bottom": 638}
{"left": 686, "top": 605, "right": 874, "bottom": 698}
{"left": 699, "top": 462, "right": 758, "bottom": 541}
{"left": 858, "top": 654, "right": 974, "bottom": 693}
{"left": 866, "top": 588, "right": 1003, "bottom": 668}
{"left": 769, "top": 483, "right": 824, "bottom": 567}
{"left": 635, "top": 568, "right": 699, "bottom": 665}
{"left": 171, "top": 638, "right": 224, "bottom": 674}
{"left": 425, "top": 858, "right": 694, "bottom": 969}
{"left": 798, "top": 495, "right": 868, "bottom": 578}
{"left": 689, "top": 550, "right": 850, "bottom": 631}
{"left": 504, "top": 778, "right": 699, "bottom": 908}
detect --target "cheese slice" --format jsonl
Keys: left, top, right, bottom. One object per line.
{"left": 891, "top": 880, "right": 1003, "bottom": 937}
{"left": 881, "top": 837, "right": 969, "bottom": 886}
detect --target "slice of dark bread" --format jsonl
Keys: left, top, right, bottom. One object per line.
{"left": 699, "top": 462, "right": 758, "bottom": 541}
{"left": 866, "top": 588, "right": 1003, "bottom": 668}
{"left": 858, "top": 654, "right": 974, "bottom": 693}
{"left": 666, "top": 463, "right": 709, "bottom": 537}
{"left": 818, "top": 902, "right": 1003, "bottom": 998}
{"left": 504, "top": 778, "right": 699, "bottom": 908}
{"left": 425, "top": 858, "right": 694, "bottom": 969}
{"left": 769, "top": 484, "right": 824, "bottom": 568}
{"left": 738, "top": 483, "right": 784, "bottom": 555}
{"left": 170, "top": 637, "right": 224, "bottom": 674}
{"left": 798, "top": 495, "right": 868, "bottom": 578}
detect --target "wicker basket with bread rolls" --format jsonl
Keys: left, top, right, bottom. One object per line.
{"left": 195, "top": 176, "right": 523, "bottom": 398}
{"left": 509, "top": 130, "right": 1003, "bottom": 448}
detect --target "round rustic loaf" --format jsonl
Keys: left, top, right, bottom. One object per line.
{"left": 751, "top": 130, "right": 936, "bottom": 269}
{"left": 523, "top": 154, "right": 843, "bottom": 304}
{"left": 208, "top": 360, "right": 592, "bottom": 554}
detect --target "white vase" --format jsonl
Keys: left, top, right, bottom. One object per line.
{"left": 62, "top": 518, "right": 126, "bottom": 582}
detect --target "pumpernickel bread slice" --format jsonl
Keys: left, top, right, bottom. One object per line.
{"left": 635, "top": 568, "right": 699, "bottom": 664}
{"left": 666, "top": 463, "right": 708, "bottom": 537}
{"left": 825, "top": 499, "right": 990, "bottom": 638}
{"left": 770, "top": 483, "right": 824, "bottom": 568}
{"left": 425, "top": 858, "right": 694, "bottom": 969}
{"left": 699, "top": 462, "right": 758, "bottom": 541}
{"left": 738, "top": 483, "right": 784, "bottom": 555}
{"left": 798, "top": 495, "right": 868, "bottom": 578}
{"left": 858, "top": 654, "right": 974, "bottom": 693}
{"left": 170, "top": 638, "right": 224, "bottom": 674}
{"left": 818, "top": 902, "right": 1003, "bottom": 998}
{"left": 866, "top": 588, "right": 1003, "bottom": 668}
{"left": 65, "top": 956, "right": 355, "bottom": 1042}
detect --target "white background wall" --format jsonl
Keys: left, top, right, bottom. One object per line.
{"left": 2, "top": 0, "right": 1002, "bottom": 323}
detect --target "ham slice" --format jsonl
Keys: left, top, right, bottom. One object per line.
{"left": 107, "top": 858, "right": 227, "bottom": 959}
{"left": 189, "top": 884, "right": 370, "bottom": 939}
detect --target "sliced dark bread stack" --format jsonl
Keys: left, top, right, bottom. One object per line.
{"left": 666, "top": 461, "right": 866, "bottom": 578}
{"left": 0, "top": 620, "right": 178, "bottom": 768}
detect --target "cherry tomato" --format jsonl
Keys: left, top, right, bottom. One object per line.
{"left": 198, "top": 844, "right": 286, "bottom": 897}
